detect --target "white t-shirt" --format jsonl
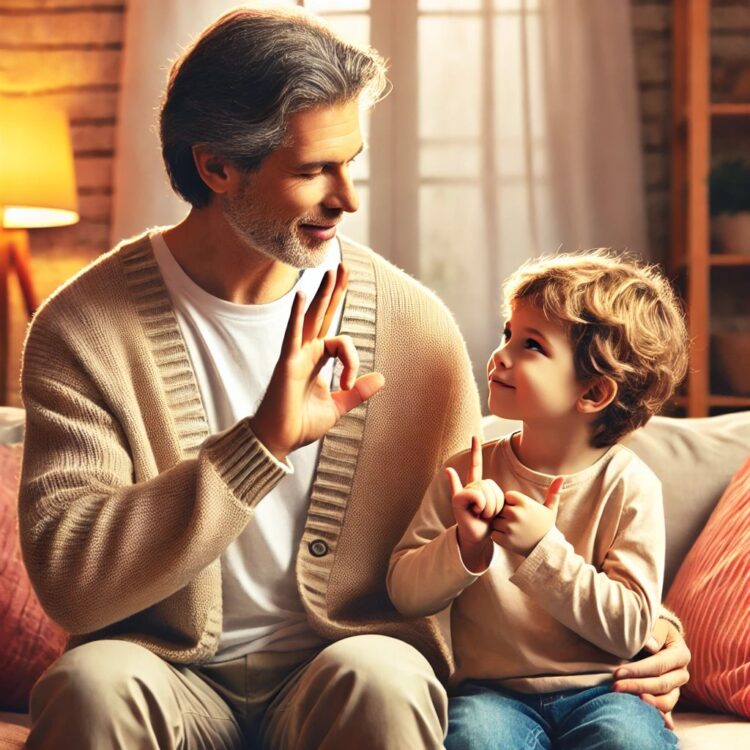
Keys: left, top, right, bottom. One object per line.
{"left": 150, "top": 231, "right": 343, "bottom": 660}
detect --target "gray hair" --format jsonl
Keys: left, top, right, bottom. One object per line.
{"left": 160, "top": 5, "right": 388, "bottom": 207}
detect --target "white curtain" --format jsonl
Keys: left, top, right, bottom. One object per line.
{"left": 541, "top": 0, "right": 648, "bottom": 255}
{"left": 112, "top": 0, "right": 648, "bottom": 407}
{"left": 111, "top": 0, "right": 300, "bottom": 243}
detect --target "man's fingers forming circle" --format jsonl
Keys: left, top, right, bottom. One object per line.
{"left": 330, "top": 371, "right": 383, "bottom": 418}
{"left": 319, "top": 263, "right": 348, "bottom": 338}
{"left": 281, "top": 291, "right": 305, "bottom": 358}
{"left": 324, "top": 335, "right": 359, "bottom": 390}
{"left": 303, "top": 269, "right": 335, "bottom": 343}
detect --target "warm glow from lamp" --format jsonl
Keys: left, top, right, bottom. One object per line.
{"left": 0, "top": 99, "right": 79, "bottom": 229}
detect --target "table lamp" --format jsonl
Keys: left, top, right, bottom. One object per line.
{"left": 0, "top": 99, "right": 79, "bottom": 402}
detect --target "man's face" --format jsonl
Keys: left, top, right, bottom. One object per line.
{"left": 221, "top": 99, "right": 363, "bottom": 268}
{"left": 487, "top": 298, "right": 585, "bottom": 424}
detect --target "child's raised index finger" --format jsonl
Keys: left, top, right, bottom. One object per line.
{"left": 467, "top": 435, "right": 483, "bottom": 484}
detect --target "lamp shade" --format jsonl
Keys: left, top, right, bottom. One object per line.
{"left": 0, "top": 99, "right": 79, "bottom": 229}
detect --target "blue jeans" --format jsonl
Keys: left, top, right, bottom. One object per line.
{"left": 445, "top": 682, "right": 678, "bottom": 750}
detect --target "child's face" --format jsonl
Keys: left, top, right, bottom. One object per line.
{"left": 487, "top": 298, "right": 585, "bottom": 423}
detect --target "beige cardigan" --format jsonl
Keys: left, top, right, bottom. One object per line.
{"left": 19, "top": 233, "right": 482, "bottom": 682}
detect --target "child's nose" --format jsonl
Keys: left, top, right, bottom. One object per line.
{"left": 492, "top": 346, "right": 511, "bottom": 368}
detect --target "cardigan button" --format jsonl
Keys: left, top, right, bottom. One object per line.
{"left": 309, "top": 539, "right": 329, "bottom": 558}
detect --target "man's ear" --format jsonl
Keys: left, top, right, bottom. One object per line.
{"left": 192, "top": 146, "right": 236, "bottom": 195}
{"left": 577, "top": 376, "right": 618, "bottom": 414}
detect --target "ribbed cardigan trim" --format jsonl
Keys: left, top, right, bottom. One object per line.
{"left": 119, "top": 238, "right": 292, "bottom": 508}
{"left": 299, "top": 241, "right": 376, "bottom": 615}
{"left": 119, "top": 238, "right": 210, "bottom": 458}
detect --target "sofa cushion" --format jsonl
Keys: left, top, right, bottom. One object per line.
{"left": 624, "top": 411, "right": 750, "bottom": 591}
{"left": 0, "top": 440, "right": 67, "bottom": 712}
{"left": 666, "top": 456, "right": 750, "bottom": 718}
{"left": 675, "top": 711, "right": 750, "bottom": 750}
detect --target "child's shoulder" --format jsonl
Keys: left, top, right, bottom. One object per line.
{"left": 602, "top": 443, "right": 662, "bottom": 491}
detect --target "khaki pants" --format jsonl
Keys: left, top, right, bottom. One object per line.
{"left": 26, "top": 635, "right": 448, "bottom": 749}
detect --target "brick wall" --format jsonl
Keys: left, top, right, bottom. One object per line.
{"left": 0, "top": 0, "right": 126, "bottom": 405}
{"left": 632, "top": 0, "right": 672, "bottom": 263}
{"left": 632, "top": 0, "right": 750, "bottom": 266}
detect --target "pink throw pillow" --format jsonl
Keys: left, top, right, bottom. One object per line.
{"left": 0, "top": 444, "right": 67, "bottom": 711}
{"left": 666, "top": 456, "right": 750, "bottom": 717}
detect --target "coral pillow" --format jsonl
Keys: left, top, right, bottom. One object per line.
{"left": 666, "top": 456, "right": 750, "bottom": 717}
{"left": 0, "top": 443, "right": 67, "bottom": 711}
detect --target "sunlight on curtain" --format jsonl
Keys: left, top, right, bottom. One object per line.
{"left": 111, "top": 0, "right": 301, "bottom": 243}
{"left": 385, "top": 0, "right": 645, "bottom": 405}
{"left": 413, "top": 0, "right": 553, "bottom": 401}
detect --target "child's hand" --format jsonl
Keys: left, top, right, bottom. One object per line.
{"left": 445, "top": 436, "right": 504, "bottom": 573}
{"left": 490, "top": 477, "right": 564, "bottom": 556}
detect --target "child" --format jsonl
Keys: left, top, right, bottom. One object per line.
{"left": 387, "top": 251, "right": 687, "bottom": 750}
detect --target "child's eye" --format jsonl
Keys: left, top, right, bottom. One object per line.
{"left": 502, "top": 327, "right": 511, "bottom": 341}
{"left": 525, "top": 338, "right": 544, "bottom": 353}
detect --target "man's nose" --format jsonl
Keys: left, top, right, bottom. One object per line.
{"left": 325, "top": 168, "right": 360, "bottom": 213}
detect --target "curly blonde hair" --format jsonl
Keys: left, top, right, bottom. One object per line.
{"left": 502, "top": 250, "right": 689, "bottom": 447}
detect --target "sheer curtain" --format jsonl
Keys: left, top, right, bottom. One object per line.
{"left": 110, "top": 0, "right": 292, "bottom": 243}
{"left": 112, "top": 0, "right": 647, "bottom": 405}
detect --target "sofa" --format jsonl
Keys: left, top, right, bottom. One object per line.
{"left": 483, "top": 409, "right": 750, "bottom": 750}
{"left": 1, "top": 408, "right": 749, "bottom": 748}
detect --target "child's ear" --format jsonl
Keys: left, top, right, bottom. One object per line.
{"left": 577, "top": 376, "right": 618, "bottom": 414}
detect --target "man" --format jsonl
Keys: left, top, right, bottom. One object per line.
{"left": 20, "top": 5, "right": 689, "bottom": 749}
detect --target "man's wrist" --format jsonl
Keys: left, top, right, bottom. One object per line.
{"left": 248, "top": 416, "right": 289, "bottom": 462}
{"left": 657, "top": 607, "right": 684, "bottom": 636}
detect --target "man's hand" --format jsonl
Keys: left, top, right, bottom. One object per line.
{"left": 490, "top": 477, "right": 564, "bottom": 556}
{"left": 446, "top": 436, "right": 504, "bottom": 573}
{"left": 250, "top": 263, "right": 385, "bottom": 460}
{"left": 613, "top": 618, "right": 691, "bottom": 730}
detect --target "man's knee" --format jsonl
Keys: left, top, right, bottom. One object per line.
{"left": 268, "top": 635, "right": 448, "bottom": 749}
{"left": 315, "top": 634, "right": 446, "bottom": 707}
{"left": 31, "top": 640, "right": 169, "bottom": 718}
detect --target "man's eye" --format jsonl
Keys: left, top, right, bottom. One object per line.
{"left": 299, "top": 171, "right": 322, "bottom": 179}
{"left": 525, "top": 338, "right": 543, "bottom": 352}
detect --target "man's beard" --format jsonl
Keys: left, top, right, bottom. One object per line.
{"left": 221, "top": 177, "right": 336, "bottom": 269}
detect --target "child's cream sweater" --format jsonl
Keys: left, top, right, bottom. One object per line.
{"left": 389, "top": 434, "right": 665, "bottom": 692}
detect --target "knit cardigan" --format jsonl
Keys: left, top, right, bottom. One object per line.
{"left": 18, "top": 233, "right": 482, "bottom": 682}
